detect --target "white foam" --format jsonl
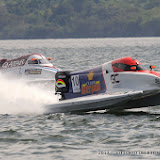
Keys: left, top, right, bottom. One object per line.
{"left": 0, "top": 73, "right": 58, "bottom": 115}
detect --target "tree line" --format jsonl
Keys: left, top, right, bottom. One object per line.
{"left": 0, "top": 0, "right": 160, "bottom": 39}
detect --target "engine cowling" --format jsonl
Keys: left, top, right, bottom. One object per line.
{"left": 55, "top": 71, "right": 71, "bottom": 93}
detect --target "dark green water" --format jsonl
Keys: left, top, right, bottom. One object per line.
{"left": 0, "top": 38, "right": 160, "bottom": 160}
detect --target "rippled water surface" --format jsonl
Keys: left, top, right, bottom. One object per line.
{"left": 0, "top": 38, "right": 160, "bottom": 160}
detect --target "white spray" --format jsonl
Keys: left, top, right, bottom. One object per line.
{"left": 0, "top": 73, "right": 58, "bottom": 115}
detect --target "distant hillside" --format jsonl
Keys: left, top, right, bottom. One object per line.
{"left": 0, "top": 0, "right": 160, "bottom": 39}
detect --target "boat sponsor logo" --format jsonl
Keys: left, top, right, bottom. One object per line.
{"left": 87, "top": 71, "right": 94, "bottom": 81}
{"left": 64, "top": 67, "right": 106, "bottom": 99}
{"left": 2, "top": 59, "right": 26, "bottom": 69}
{"left": 58, "top": 75, "right": 66, "bottom": 78}
{"left": 25, "top": 69, "right": 42, "bottom": 75}
{"left": 81, "top": 70, "right": 101, "bottom": 95}
{"left": 111, "top": 74, "right": 120, "bottom": 84}
{"left": 56, "top": 79, "right": 66, "bottom": 88}
{"left": 81, "top": 80, "right": 101, "bottom": 94}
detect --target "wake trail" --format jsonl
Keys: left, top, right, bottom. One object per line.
{"left": 0, "top": 73, "right": 58, "bottom": 114}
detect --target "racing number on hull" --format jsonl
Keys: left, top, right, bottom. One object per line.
{"left": 111, "top": 74, "right": 120, "bottom": 84}
{"left": 71, "top": 75, "right": 80, "bottom": 93}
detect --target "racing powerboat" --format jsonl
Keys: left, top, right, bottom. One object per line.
{"left": 0, "top": 53, "right": 58, "bottom": 83}
{"left": 45, "top": 57, "right": 160, "bottom": 114}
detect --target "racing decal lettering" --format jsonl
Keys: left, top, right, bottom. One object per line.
{"left": 25, "top": 69, "right": 42, "bottom": 75}
{"left": 2, "top": 59, "right": 26, "bottom": 68}
{"left": 58, "top": 75, "right": 66, "bottom": 78}
{"left": 111, "top": 74, "right": 120, "bottom": 84}
{"left": 81, "top": 70, "right": 102, "bottom": 95}
{"left": 81, "top": 81, "right": 101, "bottom": 94}
{"left": 81, "top": 70, "right": 101, "bottom": 94}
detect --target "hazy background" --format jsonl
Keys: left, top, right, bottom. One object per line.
{"left": 0, "top": 0, "right": 160, "bottom": 39}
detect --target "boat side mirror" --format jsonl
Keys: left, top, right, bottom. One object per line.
{"left": 47, "top": 57, "right": 52, "bottom": 60}
{"left": 130, "top": 66, "right": 136, "bottom": 71}
{"left": 150, "top": 65, "right": 156, "bottom": 71}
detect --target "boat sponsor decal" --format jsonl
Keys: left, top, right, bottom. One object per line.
{"left": 81, "top": 80, "right": 101, "bottom": 94}
{"left": 87, "top": 71, "right": 94, "bottom": 80}
{"left": 81, "top": 70, "right": 101, "bottom": 95}
{"left": 57, "top": 75, "right": 66, "bottom": 79}
{"left": 71, "top": 75, "right": 80, "bottom": 93}
{"left": 25, "top": 69, "right": 42, "bottom": 75}
{"left": 2, "top": 59, "right": 26, "bottom": 69}
{"left": 64, "top": 66, "right": 106, "bottom": 99}
{"left": 111, "top": 74, "right": 120, "bottom": 84}
{"left": 56, "top": 79, "right": 66, "bottom": 87}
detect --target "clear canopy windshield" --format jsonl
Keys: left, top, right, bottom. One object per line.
{"left": 28, "top": 57, "right": 50, "bottom": 65}
{"left": 112, "top": 63, "right": 145, "bottom": 71}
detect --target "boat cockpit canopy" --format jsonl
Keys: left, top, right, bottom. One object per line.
{"left": 112, "top": 57, "right": 145, "bottom": 72}
{"left": 28, "top": 55, "right": 50, "bottom": 65}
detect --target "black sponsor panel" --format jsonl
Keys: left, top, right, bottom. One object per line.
{"left": 55, "top": 71, "right": 71, "bottom": 93}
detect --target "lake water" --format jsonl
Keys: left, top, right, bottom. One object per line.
{"left": 0, "top": 38, "right": 160, "bottom": 160}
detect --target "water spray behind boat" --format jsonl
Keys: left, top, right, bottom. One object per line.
{"left": 0, "top": 73, "right": 58, "bottom": 115}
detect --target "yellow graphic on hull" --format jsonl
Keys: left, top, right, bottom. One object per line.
{"left": 81, "top": 81, "right": 101, "bottom": 95}
{"left": 87, "top": 71, "right": 94, "bottom": 81}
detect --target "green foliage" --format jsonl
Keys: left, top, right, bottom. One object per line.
{"left": 0, "top": 0, "right": 160, "bottom": 39}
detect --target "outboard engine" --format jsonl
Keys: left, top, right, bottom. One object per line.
{"left": 55, "top": 71, "right": 71, "bottom": 95}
